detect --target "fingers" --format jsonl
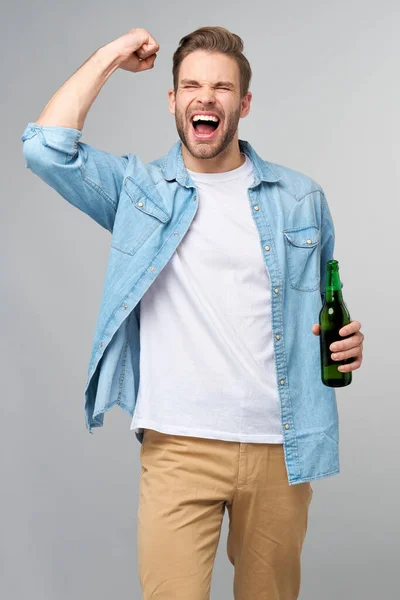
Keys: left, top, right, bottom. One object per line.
{"left": 116, "top": 28, "right": 159, "bottom": 73}
{"left": 136, "top": 44, "right": 158, "bottom": 59}
{"left": 330, "top": 331, "right": 364, "bottom": 353}
{"left": 329, "top": 320, "right": 364, "bottom": 369}
{"left": 316, "top": 319, "right": 364, "bottom": 372}
{"left": 135, "top": 52, "right": 157, "bottom": 71}
{"left": 338, "top": 320, "right": 362, "bottom": 336}
{"left": 135, "top": 33, "right": 160, "bottom": 59}
{"left": 337, "top": 358, "right": 362, "bottom": 373}
{"left": 331, "top": 342, "right": 363, "bottom": 362}
{"left": 144, "top": 33, "right": 160, "bottom": 53}
{"left": 134, "top": 32, "right": 159, "bottom": 71}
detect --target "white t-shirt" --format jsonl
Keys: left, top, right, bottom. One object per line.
{"left": 130, "top": 153, "right": 283, "bottom": 443}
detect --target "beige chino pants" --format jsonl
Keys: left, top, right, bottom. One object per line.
{"left": 138, "top": 428, "right": 313, "bottom": 600}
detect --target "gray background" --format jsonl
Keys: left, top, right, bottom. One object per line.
{"left": 2, "top": 0, "right": 399, "bottom": 598}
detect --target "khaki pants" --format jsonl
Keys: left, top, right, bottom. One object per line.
{"left": 138, "top": 429, "right": 313, "bottom": 600}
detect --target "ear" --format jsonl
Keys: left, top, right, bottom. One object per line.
{"left": 168, "top": 89, "right": 176, "bottom": 115}
{"left": 240, "top": 91, "right": 252, "bottom": 119}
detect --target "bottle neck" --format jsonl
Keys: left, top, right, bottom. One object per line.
{"left": 325, "top": 266, "right": 343, "bottom": 303}
{"left": 326, "top": 288, "right": 343, "bottom": 303}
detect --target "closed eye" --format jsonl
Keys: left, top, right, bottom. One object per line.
{"left": 183, "top": 85, "right": 232, "bottom": 91}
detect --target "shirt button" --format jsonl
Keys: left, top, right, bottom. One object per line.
{"left": 306, "top": 239, "right": 312, "bottom": 244}
{"left": 173, "top": 232, "right": 179, "bottom": 236}
{"left": 138, "top": 202, "right": 144, "bottom": 207}
{"left": 253, "top": 205, "right": 259, "bottom": 211}
{"left": 285, "top": 424, "right": 290, "bottom": 430}
{"left": 274, "top": 288, "right": 279, "bottom": 294}
{"left": 193, "top": 195, "right": 197, "bottom": 201}
{"left": 264, "top": 245, "right": 270, "bottom": 251}
{"left": 150, "top": 266, "right": 156, "bottom": 272}
{"left": 99, "top": 342, "right": 104, "bottom": 348}
{"left": 123, "top": 304, "right": 128, "bottom": 309}
{"left": 275, "top": 334, "right": 281, "bottom": 341}
{"left": 280, "top": 379, "right": 285, "bottom": 385}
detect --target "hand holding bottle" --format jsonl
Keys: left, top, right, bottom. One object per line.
{"left": 312, "top": 260, "right": 364, "bottom": 386}
{"left": 312, "top": 321, "right": 363, "bottom": 373}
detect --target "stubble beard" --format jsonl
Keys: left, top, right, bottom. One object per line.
{"left": 174, "top": 105, "right": 241, "bottom": 160}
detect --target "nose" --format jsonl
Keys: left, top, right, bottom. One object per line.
{"left": 195, "top": 85, "right": 216, "bottom": 105}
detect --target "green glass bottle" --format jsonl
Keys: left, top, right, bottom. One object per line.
{"left": 319, "top": 259, "right": 353, "bottom": 387}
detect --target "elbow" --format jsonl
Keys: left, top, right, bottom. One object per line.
{"left": 21, "top": 130, "right": 74, "bottom": 177}
{"left": 21, "top": 122, "right": 43, "bottom": 171}
{"left": 22, "top": 135, "right": 39, "bottom": 171}
{"left": 21, "top": 121, "right": 81, "bottom": 173}
{"left": 22, "top": 134, "right": 46, "bottom": 174}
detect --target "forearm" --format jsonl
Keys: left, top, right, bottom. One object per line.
{"left": 35, "top": 43, "right": 121, "bottom": 131}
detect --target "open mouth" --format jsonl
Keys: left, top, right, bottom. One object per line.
{"left": 190, "top": 115, "right": 221, "bottom": 140}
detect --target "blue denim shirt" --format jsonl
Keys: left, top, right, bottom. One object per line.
{"left": 21, "top": 122, "right": 340, "bottom": 486}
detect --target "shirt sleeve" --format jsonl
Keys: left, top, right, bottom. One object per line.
{"left": 21, "top": 122, "right": 129, "bottom": 232}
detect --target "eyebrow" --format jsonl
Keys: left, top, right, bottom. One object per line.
{"left": 180, "top": 79, "right": 235, "bottom": 89}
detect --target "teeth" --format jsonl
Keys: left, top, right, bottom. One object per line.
{"left": 192, "top": 115, "right": 219, "bottom": 122}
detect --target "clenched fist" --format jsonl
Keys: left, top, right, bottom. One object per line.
{"left": 108, "top": 27, "right": 160, "bottom": 73}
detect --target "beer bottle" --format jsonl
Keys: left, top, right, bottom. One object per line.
{"left": 319, "top": 259, "right": 353, "bottom": 387}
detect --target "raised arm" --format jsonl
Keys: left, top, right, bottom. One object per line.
{"left": 21, "top": 28, "right": 159, "bottom": 231}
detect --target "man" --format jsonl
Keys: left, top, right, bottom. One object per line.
{"left": 21, "top": 26, "right": 364, "bottom": 600}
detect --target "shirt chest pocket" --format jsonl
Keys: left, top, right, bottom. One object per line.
{"left": 111, "top": 176, "right": 171, "bottom": 256}
{"left": 282, "top": 225, "right": 321, "bottom": 292}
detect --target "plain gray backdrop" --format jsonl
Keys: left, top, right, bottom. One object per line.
{"left": 2, "top": 0, "right": 399, "bottom": 598}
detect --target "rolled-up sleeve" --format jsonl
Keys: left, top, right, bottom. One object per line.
{"left": 21, "top": 122, "right": 129, "bottom": 232}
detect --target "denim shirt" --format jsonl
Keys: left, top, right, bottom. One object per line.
{"left": 21, "top": 122, "right": 340, "bottom": 486}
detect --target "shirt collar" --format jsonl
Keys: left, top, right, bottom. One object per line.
{"left": 160, "top": 138, "right": 281, "bottom": 188}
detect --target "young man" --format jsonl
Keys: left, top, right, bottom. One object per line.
{"left": 21, "top": 26, "right": 364, "bottom": 600}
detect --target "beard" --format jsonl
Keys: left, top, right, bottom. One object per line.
{"left": 174, "top": 104, "right": 241, "bottom": 160}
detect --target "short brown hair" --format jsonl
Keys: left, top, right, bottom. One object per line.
{"left": 172, "top": 26, "right": 252, "bottom": 98}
